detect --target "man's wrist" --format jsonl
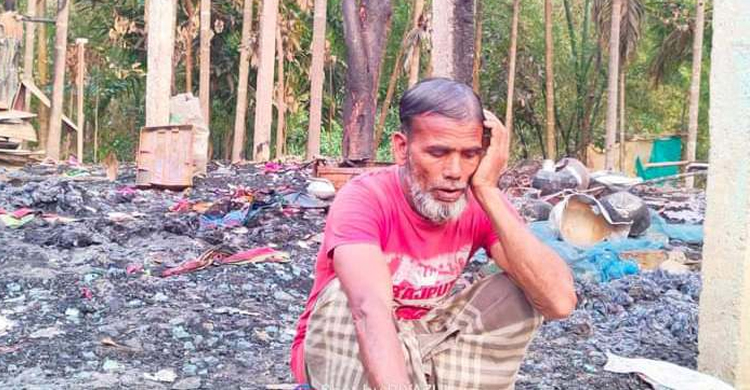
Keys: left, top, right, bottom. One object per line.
{"left": 472, "top": 185, "right": 500, "bottom": 206}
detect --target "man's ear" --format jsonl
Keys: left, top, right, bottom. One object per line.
{"left": 392, "top": 132, "right": 408, "bottom": 165}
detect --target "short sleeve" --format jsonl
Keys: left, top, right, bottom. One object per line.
{"left": 475, "top": 191, "right": 524, "bottom": 251}
{"left": 322, "top": 179, "right": 384, "bottom": 257}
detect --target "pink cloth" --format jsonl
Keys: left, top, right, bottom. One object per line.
{"left": 290, "top": 166, "right": 520, "bottom": 383}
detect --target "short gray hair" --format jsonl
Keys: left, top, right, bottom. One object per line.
{"left": 398, "top": 78, "right": 484, "bottom": 136}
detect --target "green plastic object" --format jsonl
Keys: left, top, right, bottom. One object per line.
{"left": 636, "top": 136, "right": 683, "bottom": 180}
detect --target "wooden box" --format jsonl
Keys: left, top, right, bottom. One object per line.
{"left": 136, "top": 125, "right": 194, "bottom": 188}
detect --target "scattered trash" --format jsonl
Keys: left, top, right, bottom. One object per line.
{"left": 603, "top": 352, "right": 733, "bottom": 390}
{"left": 263, "top": 162, "right": 284, "bottom": 173}
{"left": 306, "top": 178, "right": 336, "bottom": 200}
{"left": 0, "top": 213, "right": 35, "bottom": 228}
{"left": 590, "top": 171, "right": 644, "bottom": 191}
{"left": 126, "top": 264, "right": 144, "bottom": 275}
{"left": 549, "top": 194, "right": 631, "bottom": 247}
{"left": 29, "top": 326, "right": 65, "bottom": 339}
{"left": 282, "top": 192, "right": 329, "bottom": 209}
{"left": 173, "top": 377, "right": 202, "bottom": 390}
{"left": 650, "top": 210, "right": 704, "bottom": 244}
{"left": 518, "top": 199, "right": 554, "bottom": 222}
{"left": 170, "top": 93, "right": 210, "bottom": 176}
{"left": 102, "top": 359, "right": 123, "bottom": 372}
{"left": 161, "top": 247, "right": 232, "bottom": 277}
{"left": 532, "top": 158, "right": 590, "bottom": 196}
{"left": 217, "top": 247, "right": 290, "bottom": 265}
{"left": 161, "top": 246, "right": 289, "bottom": 277}
{"left": 599, "top": 191, "right": 651, "bottom": 237}
{"left": 144, "top": 368, "right": 177, "bottom": 383}
{"left": 80, "top": 287, "right": 94, "bottom": 299}
{"left": 0, "top": 159, "right": 708, "bottom": 389}
{"left": 0, "top": 315, "right": 14, "bottom": 336}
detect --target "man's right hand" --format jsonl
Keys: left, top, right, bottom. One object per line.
{"left": 333, "top": 244, "right": 413, "bottom": 389}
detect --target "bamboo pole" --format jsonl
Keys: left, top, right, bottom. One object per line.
{"left": 22, "top": 0, "right": 36, "bottom": 111}
{"left": 505, "top": 0, "right": 519, "bottom": 134}
{"left": 471, "top": 0, "right": 483, "bottom": 92}
{"left": 685, "top": 0, "right": 706, "bottom": 188}
{"left": 75, "top": 38, "right": 86, "bottom": 161}
{"left": 199, "top": 0, "right": 211, "bottom": 124}
{"left": 183, "top": 0, "right": 195, "bottom": 93}
{"left": 37, "top": 0, "right": 49, "bottom": 151}
{"left": 46, "top": 0, "right": 71, "bottom": 160}
{"left": 407, "top": 0, "right": 424, "bottom": 87}
{"left": 275, "top": 21, "right": 285, "bottom": 158}
{"left": 94, "top": 92, "right": 98, "bottom": 163}
{"left": 544, "top": 0, "right": 556, "bottom": 159}
{"left": 231, "top": 0, "right": 254, "bottom": 162}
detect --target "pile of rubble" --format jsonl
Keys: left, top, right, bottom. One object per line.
{"left": 0, "top": 160, "right": 705, "bottom": 389}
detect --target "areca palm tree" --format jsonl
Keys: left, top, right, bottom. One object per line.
{"left": 594, "top": 0, "right": 644, "bottom": 169}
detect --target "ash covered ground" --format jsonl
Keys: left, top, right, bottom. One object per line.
{"left": 0, "top": 162, "right": 702, "bottom": 389}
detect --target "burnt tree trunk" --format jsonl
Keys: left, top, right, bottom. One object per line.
{"left": 341, "top": 0, "right": 391, "bottom": 163}
{"left": 431, "top": 0, "right": 475, "bottom": 86}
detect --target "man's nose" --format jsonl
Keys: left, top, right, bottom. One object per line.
{"left": 443, "top": 154, "right": 462, "bottom": 181}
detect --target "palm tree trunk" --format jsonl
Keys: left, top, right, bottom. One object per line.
{"left": 471, "top": 0, "right": 483, "bottom": 93}
{"left": 619, "top": 67, "right": 626, "bottom": 171}
{"left": 505, "top": 0, "right": 520, "bottom": 138}
{"left": 275, "top": 22, "right": 285, "bottom": 158}
{"left": 407, "top": 0, "right": 424, "bottom": 86}
{"left": 199, "top": 0, "right": 211, "bottom": 124}
{"left": 46, "top": 0, "right": 71, "bottom": 160}
{"left": 544, "top": 0, "right": 556, "bottom": 159}
{"left": 306, "top": 0, "right": 327, "bottom": 159}
{"left": 604, "top": 0, "right": 623, "bottom": 169}
{"left": 253, "top": 0, "right": 279, "bottom": 161}
{"left": 231, "top": 0, "right": 254, "bottom": 162}
{"left": 685, "top": 0, "right": 705, "bottom": 188}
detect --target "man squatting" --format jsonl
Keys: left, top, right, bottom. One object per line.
{"left": 290, "top": 78, "right": 576, "bottom": 390}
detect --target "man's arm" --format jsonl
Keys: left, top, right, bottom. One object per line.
{"left": 332, "top": 244, "right": 412, "bottom": 388}
{"left": 476, "top": 188, "right": 577, "bottom": 319}
{"left": 472, "top": 110, "right": 576, "bottom": 320}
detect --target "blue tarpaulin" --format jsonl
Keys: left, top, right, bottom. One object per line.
{"left": 528, "top": 210, "right": 703, "bottom": 282}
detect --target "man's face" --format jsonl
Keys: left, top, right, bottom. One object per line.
{"left": 393, "top": 114, "right": 484, "bottom": 223}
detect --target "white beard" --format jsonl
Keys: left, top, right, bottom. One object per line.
{"left": 406, "top": 171, "right": 468, "bottom": 224}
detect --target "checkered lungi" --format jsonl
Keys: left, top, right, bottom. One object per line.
{"left": 303, "top": 273, "right": 543, "bottom": 390}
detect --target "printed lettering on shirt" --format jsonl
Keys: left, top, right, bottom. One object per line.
{"left": 386, "top": 245, "right": 471, "bottom": 314}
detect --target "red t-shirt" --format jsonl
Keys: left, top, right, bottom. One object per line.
{"left": 290, "top": 166, "right": 519, "bottom": 382}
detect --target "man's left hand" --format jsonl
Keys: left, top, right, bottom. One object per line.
{"left": 471, "top": 110, "right": 510, "bottom": 192}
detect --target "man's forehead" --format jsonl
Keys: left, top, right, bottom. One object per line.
{"left": 410, "top": 113, "right": 483, "bottom": 135}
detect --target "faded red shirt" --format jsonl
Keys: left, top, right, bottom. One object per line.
{"left": 290, "top": 165, "right": 519, "bottom": 382}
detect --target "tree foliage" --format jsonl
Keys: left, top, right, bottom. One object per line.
{"left": 18, "top": 0, "right": 711, "bottom": 162}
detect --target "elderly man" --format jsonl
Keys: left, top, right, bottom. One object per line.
{"left": 291, "top": 78, "right": 576, "bottom": 389}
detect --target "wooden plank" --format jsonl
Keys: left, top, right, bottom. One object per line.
{"left": 0, "top": 110, "right": 36, "bottom": 121}
{"left": 15, "top": 79, "right": 78, "bottom": 133}
{"left": 0, "top": 122, "right": 37, "bottom": 142}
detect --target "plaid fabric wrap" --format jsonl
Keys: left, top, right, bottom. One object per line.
{"left": 303, "top": 273, "right": 543, "bottom": 390}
